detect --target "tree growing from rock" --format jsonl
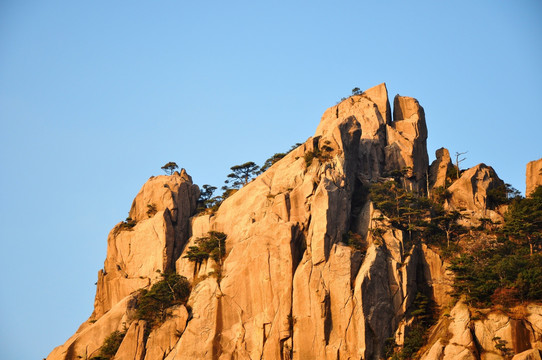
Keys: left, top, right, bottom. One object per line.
{"left": 454, "top": 151, "right": 467, "bottom": 179}
{"left": 161, "top": 162, "right": 178, "bottom": 175}
{"left": 503, "top": 186, "right": 542, "bottom": 256}
{"left": 260, "top": 153, "right": 286, "bottom": 173}
{"left": 184, "top": 231, "right": 227, "bottom": 277}
{"left": 434, "top": 210, "right": 464, "bottom": 248}
{"left": 197, "top": 184, "right": 217, "bottom": 211}
{"left": 135, "top": 272, "right": 191, "bottom": 327}
{"left": 224, "top": 161, "right": 260, "bottom": 189}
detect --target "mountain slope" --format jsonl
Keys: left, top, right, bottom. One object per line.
{"left": 47, "top": 83, "right": 542, "bottom": 360}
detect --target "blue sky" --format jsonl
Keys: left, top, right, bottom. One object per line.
{"left": 0, "top": 1, "right": 541, "bottom": 359}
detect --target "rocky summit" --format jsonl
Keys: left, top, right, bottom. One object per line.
{"left": 47, "top": 83, "right": 542, "bottom": 360}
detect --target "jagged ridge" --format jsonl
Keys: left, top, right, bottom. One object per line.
{"left": 47, "top": 83, "right": 542, "bottom": 360}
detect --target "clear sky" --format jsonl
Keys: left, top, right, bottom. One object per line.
{"left": 0, "top": 1, "right": 541, "bottom": 359}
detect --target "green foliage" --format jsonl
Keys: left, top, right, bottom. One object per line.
{"left": 487, "top": 183, "right": 521, "bottom": 209}
{"left": 94, "top": 330, "right": 126, "bottom": 359}
{"left": 184, "top": 231, "right": 227, "bottom": 278}
{"left": 343, "top": 231, "right": 367, "bottom": 252}
{"left": 261, "top": 152, "right": 286, "bottom": 173}
{"left": 450, "top": 239, "right": 542, "bottom": 306}
{"left": 146, "top": 203, "right": 157, "bottom": 218}
{"left": 161, "top": 162, "right": 178, "bottom": 175}
{"left": 352, "top": 87, "right": 363, "bottom": 95}
{"left": 369, "top": 180, "right": 433, "bottom": 246}
{"left": 196, "top": 185, "right": 218, "bottom": 213}
{"left": 118, "top": 217, "right": 137, "bottom": 231}
{"left": 503, "top": 186, "right": 542, "bottom": 255}
{"left": 433, "top": 210, "right": 465, "bottom": 248}
{"left": 432, "top": 186, "right": 451, "bottom": 205}
{"left": 492, "top": 336, "right": 513, "bottom": 357}
{"left": 304, "top": 143, "right": 333, "bottom": 168}
{"left": 445, "top": 165, "right": 459, "bottom": 186}
{"left": 135, "top": 272, "right": 191, "bottom": 327}
{"left": 224, "top": 161, "right": 260, "bottom": 189}
{"left": 389, "top": 293, "right": 435, "bottom": 360}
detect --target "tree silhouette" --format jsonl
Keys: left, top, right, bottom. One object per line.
{"left": 261, "top": 153, "right": 286, "bottom": 173}
{"left": 224, "top": 161, "right": 260, "bottom": 189}
{"left": 161, "top": 162, "right": 178, "bottom": 175}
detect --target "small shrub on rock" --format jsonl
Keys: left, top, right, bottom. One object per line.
{"left": 135, "top": 272, "right": 191, "bottom": 327}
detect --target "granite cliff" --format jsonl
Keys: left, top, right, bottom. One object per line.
{"left": 47, "top": 84, "right": 542, "bottom": 360}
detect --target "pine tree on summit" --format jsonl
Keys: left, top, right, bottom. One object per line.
{"left": 161, "top": 162, "right": 178, "bottom": 175}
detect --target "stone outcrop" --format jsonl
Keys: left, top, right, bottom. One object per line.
{"left": 47, "top": 83, "right": 541, "bottom": 360}
{"left": 513, "top": 349, "right": 542, "bottom": 360}
{"left": 144, "top": 305, "right": 189, "bottom": 360}
{"left": 421, "top": 302, "right": 542, "bottom": 360}
{"left": 429, "top": 147, "right": 453, "bottom": 191}
{"left": 92, "top": 172, "right": 199, "bottom": 318}
{"left": 526, "top": 158, "right": 542, "bottom": 197}
{"left": 115, "top": 320, "right": 147, "bottom": 360}
{"left": 445, "top": 163, "right": 506, "bottom": 225}
{"left": 385, "top": 95, "right": 429, "bottom": 193}
{"left": 47, "top": 295, "right": 137, "bottom": 360}
{"left": 421, "top": 244, "right": 454, "bottom": 308}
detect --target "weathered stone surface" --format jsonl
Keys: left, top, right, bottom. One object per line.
{"left": 442, "top": 301, "right": 477, "bottom": 360}
{"left": 129, "top": 170, "right": 199, "bottom": 226}
{"left": 129, "top": 169, "right": 200, "bottom": 260}
{"left": 421, "top": 244, "right": 454, "bottom": 308}
{"left": 513, "top": 349, "right": 542, "bottom": 360}
{"left": 429, "top": 147, "right": 453, "bottom": 190}
{"left": 50, "top": 84, "right": 542, "bottom": 360}
{"left": 385, "top": 95, "right": 429, "bottom": 193}
{"left": 526, "top": 158, "right": 542, "bottom": 197}
{"left": 164, "top": 279, "right": 220, "bottom": 360}
{"left": 364, "top": 82, "right": 392, "bottom": 124}
{"left": 47, "top": 296, "right": 135, "bottom": 360}
{"left": 445, "top": 163, "right": 506, "bottom": 225}
{"left": 144, "top": 306, "right": 188, "bottom": 360}
{"left": 93, "top": 210, "right": 175, "bottom": 318}
{"left": 93, "top": 171, "right": 199, "bottom": 318}
{"left": 318, "top": 83, "right": 389, "bottom": 180}
{"left": 115, "top": 320, "right": 147, "bottom": 360}
{"left": 421, "top": 303, "right": 542, "bottom": 360}
{"left": 474, "top": 311, "right": 532, "bottom": 357}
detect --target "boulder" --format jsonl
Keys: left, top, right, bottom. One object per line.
{"left": 445, "top": 163, "right": 505, "bottom": 223}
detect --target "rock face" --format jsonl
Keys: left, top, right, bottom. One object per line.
{"left": 385, "top": 95, "right": 429, "bottom": 193}
{"left": 526, "top": 158, "right": 542, "bottom": 197}
{"left": 429, "top": 147, "right": 453, "bottom": 191}
{"left": 445, "top": 163, "right": 506, "bottom": 225}
{"left": 47, "top": 83, "right": 540, "bottom": 360}
{"left": 92, "top": 172, "right": 199, "bottom": 318}
{"left": 421, "top": 302, "right": 542, "bottom": 360}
